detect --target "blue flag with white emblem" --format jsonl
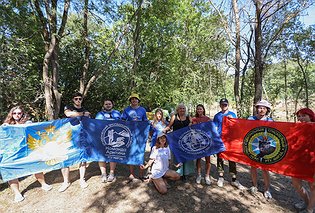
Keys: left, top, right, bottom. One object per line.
{"left": 81, "top": 117, "right": 150, "bottom": 165}
{"left": 166, "top": 121, "right": 225, "bottom": 163}
{"left": 0, "top": 118, "right": 83, "bottom": 182}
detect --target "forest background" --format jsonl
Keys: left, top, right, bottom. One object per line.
{"left": 0, "top": 0, "right": 314, "bottom": 122}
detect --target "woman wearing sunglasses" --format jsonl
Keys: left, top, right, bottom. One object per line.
{"left": 3, "top": 106, "right": 52, "bottom": 202}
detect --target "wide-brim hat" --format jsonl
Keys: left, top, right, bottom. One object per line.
{"left": 255, "top": 100, "right": 271, "bottom": 109}
{"left": 128, "top": 93, "right": 140, "bottom": 101}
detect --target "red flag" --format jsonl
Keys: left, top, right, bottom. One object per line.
{"left": 220, "top": 117, "right": 315, "bottom": 182}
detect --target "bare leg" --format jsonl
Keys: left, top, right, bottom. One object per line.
{"left": 129, "top": 165, "right": 135, "bottom": 178}
{"left": 307, "top": 182, "right": 315, "bottom": 212}
{"left": 292, "top": 177, "right": 309, "bottom": 204}
{"left": 205, "top": 156, "right": 211, "bottom": 177}
{"left": 98, "top": 162, "right": 106, "bottom": 175}
{"left": 79, "top": 162, "right": 87, "bottom": 181}
{"left": 262, "top": 170, "right": 270, "bottom": 191}
{"left": 196, "top": 158, "right": 201, "bottom": 175}
{"left": 164, "top": 170, "right": 180, "bottom": 181}
{"left": 152, "top": 178, "right": 168, "bottom": 194}
{"left": 61, "top": 167, "right": 70, "bottom": 183}
{"left": 34, "top": 173, "right": 51, "bottom": 191}
{"left": 109, "top": 162, "right": 117, "bottom": 174}
{"left": 8, "top": 179, "right": 22, "bottom": 197}
{"left": 250, "top": 167, "right": 258, "bottom": 187}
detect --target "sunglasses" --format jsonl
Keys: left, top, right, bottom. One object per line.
{"left": 13, "top": 112, "right": 22, "bottom": 115}
{"left": 74, "top": 98, "right": 82, "bottom": 101}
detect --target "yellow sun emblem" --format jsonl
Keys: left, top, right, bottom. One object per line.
{"left": 27, "top": 124, "right": 73, "bottom": 165}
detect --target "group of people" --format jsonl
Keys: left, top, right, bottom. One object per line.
{"left": 1, "top": 92, "right": 315, "bottom": 213}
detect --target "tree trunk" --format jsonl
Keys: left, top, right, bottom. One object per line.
{"left": 34, "top": 0, "right": 70, "bottom": 119}
{"left": 232, "top": 0, "right": 241, "bottom": 117}
{"left": 283, "top": 60, "right": 289, "bottom": 121}
{"left": 296, "top": 56, "right": 309, "bottom": 108}
{"left": 131, "top": 0, "right": 143, "bottom": 90}
{"left": 80, "top": 0, "right": 90, "bottom": 97}
{"left": 253, "top": 0, "right": 263, "bottom": 111}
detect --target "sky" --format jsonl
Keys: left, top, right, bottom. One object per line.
{"left": 300, "top": 4, "right": 315, "bottom": 26}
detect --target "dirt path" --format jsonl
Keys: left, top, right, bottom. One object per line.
{"left": 0, "top": 147, "right": 303, "bottom": 213}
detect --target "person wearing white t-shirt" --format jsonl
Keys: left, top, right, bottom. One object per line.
{"left": 140, "top": 133, "right": 180, "bottom": 194}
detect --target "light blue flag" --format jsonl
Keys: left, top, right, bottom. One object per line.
{"left": 0, "top": 118, "right": 83, "bottom": 182}
{"left": 166, "top": 121, "right": 226, "bottom": 163}
{"left": 81, "top": 117, "right": 150, "bottom": 165}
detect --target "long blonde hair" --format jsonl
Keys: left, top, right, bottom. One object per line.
{"left": 3, "top": 106, "right": 29, "bottom": 124}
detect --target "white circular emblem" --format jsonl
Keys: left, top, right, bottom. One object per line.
{"left": 179, "top": 129, "right": 212, "bottom": 154}
{"left": 101, "top": 123, "right": 132, "bottom": 148}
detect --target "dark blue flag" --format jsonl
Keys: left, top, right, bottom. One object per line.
{"left": 81, "top": 117, "right": 150, "bottom": 165}
{"left": 166, "top": 121, "right": 225, "bottom": 163}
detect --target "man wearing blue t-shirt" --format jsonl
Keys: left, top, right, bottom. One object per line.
{"left": 122, "top": 93, "right": 148, "bottom": 180}
{"left": 213, "top": 98, "right": 244, "bottom": 190}
{"left": 95, "top": 98, "right": 121, "bottom": 183}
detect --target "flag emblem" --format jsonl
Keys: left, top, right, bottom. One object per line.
{"left": 101, "top": 123, "right": 132, "bottom": 148}
{"left": 178, "top": 129, "right": 212, "bottom": 155}
{"left": 243, "top": 126, "right": 288, "bottom": 164}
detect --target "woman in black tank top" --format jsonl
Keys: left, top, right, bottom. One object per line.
{"left": 164, "top": 103, "right": 194, "bottom": 181}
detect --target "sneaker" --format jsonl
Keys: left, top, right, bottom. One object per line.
{"left": 14, "top": 194, "right": 24, "bottom": 202}
{"left": 107, "top": 173, "right": 116, "bottom": 182}
{"left": 101, "top": 174, "right": 107, "bottom": 183}
{"left": 196, "top": 175, "right": 202, "bottom": 184}
{"left": 80, "top": 179, "right": 88, "bottom": 189}
{"left": 250, "top": 186, "right": 258, "bottom": 195}
{"left": 41, "top": 184, "right": 53, "bottom": 191}
{"left": 231, "top": 180, "right": 245, "bottom": 190}
{"left": 58, "top": 182, "right": 71, "bottom": 192}
{"left": 205, "top": 176, "right": 212, "bottom": 185}
{"left": 264, "top": 190, "right": 272, "bottom": 199}
{"left": 299, "top": 209, "right": 314, "bottom": 213}
{"left": 217, "top": 177, "right": 224, "bottom": 187}
{"left": 294, "top": 201, "right": 307, "bottom": 210}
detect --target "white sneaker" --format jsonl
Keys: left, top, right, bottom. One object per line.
{"left": 217, "top": 177, "right": 224, "bottom": 187}
{"left": 196, "top": 175, "right": 202, "bottom": 184}
{"left": 101, "top": 174, "right": 107, "bottom": 183}
{"left": 41, "top": 184, "right": 53, "bottom": 191}
{"left": 264, "top": 190, "right": 272, "bottom": 199}
{"left": 14, "top": 194, "right": 24, "bottom": 202}
{"left": 80, "top": 179, "right": 88, "bottom": 189}
{"left": 250, "top": 186, "right": 258, "bottom": 195}
{"left": 231, "top": 180, "right": 245, "bottom": 190}
{"left": 107, "top": 173, "right": 116, "bottom": 182}
{"left": 294, "top": 201, "right": 306, "bottom": 210}
{"left": 205, "top": 176, "right": 212, "bottom": 185}
{"left": 58, "top": 182, "right": 71, "bottom": 192}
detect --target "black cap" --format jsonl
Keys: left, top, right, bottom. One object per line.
{"left": 219, "top": 98, "right": 229, "bottom": 104}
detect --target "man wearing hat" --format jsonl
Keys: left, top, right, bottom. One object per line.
{"left": 122, "top": 93, "right": 148, "bottom": 179}
{"left": 213, "top": 98, "right": 244, "bottom": 190}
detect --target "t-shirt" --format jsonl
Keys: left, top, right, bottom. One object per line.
{"left": 192, "top": 116, "right": 210, "bottom": 124}
{"left": 64, "top": 105, "right": 87, "bottom": 118}
{"left": 213, "top": 110, "right": 237, "bottom": 135}
{"left": 95, "top": 110, "right": 121, "bottom": 120}
{"left": 150, "top": 146, "right": 171, "bottom": 179}
{"left": 122, "top": 106, "right": 148, "bottom": 121}
{"left": 150, "top": 121, "right": 168, "bottom": 147}
{"left": 248, "top": 116, "right": 273, "bottom": 121}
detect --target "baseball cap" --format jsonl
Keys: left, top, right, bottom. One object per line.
{"left": 219, "top": 98, "right": 229, "bottom": 104}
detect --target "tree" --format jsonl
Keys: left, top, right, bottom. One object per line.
{"left": 33, "top": 0, "right": 70, "bottom": 119}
